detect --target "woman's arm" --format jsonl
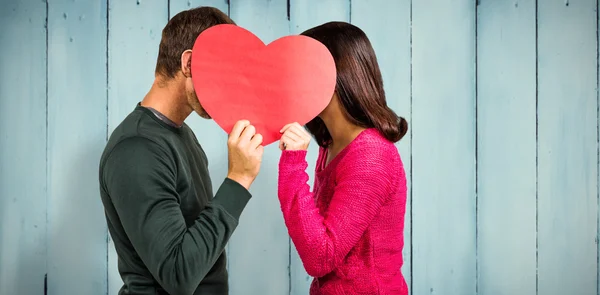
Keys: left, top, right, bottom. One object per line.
{"left": 277, "top": 147, "right": 399, "bottom": 277}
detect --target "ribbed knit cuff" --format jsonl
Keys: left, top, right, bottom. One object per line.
{"left": 212, "top": 178, "right": 252, "bottom": 221}
{"left": 279, "top": 150, "right": 308, "bottom": 166}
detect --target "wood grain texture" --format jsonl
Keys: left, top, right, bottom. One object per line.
{"left": 4, "top": 2, "right": 600, "bottom": 294}
{"left": 411, "top": 0, "right": 476, "bottom": 294}
{"left": 476, "top": 1, "right": 537, "bottom": 294}
{"left": 287, "top": 0, "right": 349, "bottom": 293}
{"left": 107, "top": 0, "right": 168, "bottom": 131}
{"left": 170, "top": 0, "right": 228, "bottom": 18}
{"left": 537, "top": 1, "right": 598, "bottom": 294}
{"left": 227, "top": 1, "right": 291, "bottom": 294}
{"left": 350, "top": 0, "right": 412, "bottom": 292}
{"left": 0, "top": 1, "right": 47, "bottom": 294}
{"left": 289, "top": 0, "right": 349, "bottom": 33}
{"left": 107, "top": 1, "right": 168, "bottom": 294}
{"left": 46, "top": 1, "right": 108, "bottom": 294}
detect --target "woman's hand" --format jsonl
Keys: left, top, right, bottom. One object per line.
{"left": 279, "top": 122, "right": 311, "bottom": 151}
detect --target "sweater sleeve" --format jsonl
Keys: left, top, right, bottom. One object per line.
{"left": 277, "top": 147, "right": 398, "bottom": 278}
{"left": 103, "top": 136, "right": 251, "bottom": 295}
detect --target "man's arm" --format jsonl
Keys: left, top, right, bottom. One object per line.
{"left": 103, "top": 136, "right": 251, "bottom": 295}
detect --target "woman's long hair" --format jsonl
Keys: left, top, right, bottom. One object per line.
{"left": 301, "top": 22, "right": 408, "bottom": 147}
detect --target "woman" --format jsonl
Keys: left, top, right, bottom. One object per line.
{"left": 278, "top": 21, "right": 409, "bottom": 295}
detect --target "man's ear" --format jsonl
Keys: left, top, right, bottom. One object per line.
{"left": 181, "top": 49, "right": 193, "bottom": 78}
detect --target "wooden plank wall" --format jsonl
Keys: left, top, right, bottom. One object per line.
{"left": 0, "top": 1, "right": 599, "bottom": 295}
{"left": 537, "top": 1, "right": 598, "bottom": 295}
{"left": 412, "top": 1, "right": 477, "bottom": 294}
{"left": 0, "top": 1, "right": 47, "bottom": 294}
{"left": 46, "top": 1, "right": 108, "bottom": 294}
{"left": 476, "top": 1, "right": 537, "bottom": 295}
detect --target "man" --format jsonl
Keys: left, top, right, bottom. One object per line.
{"left": 99, "top": 7, "right": 263, "bottom": 295}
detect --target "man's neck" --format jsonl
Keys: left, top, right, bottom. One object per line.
{"left": 140, "top": 78, "right": 192, "bottom": 126}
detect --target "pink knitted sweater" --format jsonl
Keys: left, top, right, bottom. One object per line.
{"left": 278, "top": 128, "right": 408, "bottom": 295}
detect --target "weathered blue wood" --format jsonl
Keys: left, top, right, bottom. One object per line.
{"left": 46, "top": 1, "right": 108, "bottom": 294}
{"left": 107, "top": 1, "right": 168, "bottom": 130}
{"left": 351, "top": 1, "right": 412, "bottom": 293}
{"left": 170, "top": 0, "right": 228, "bottom": 18}
{"left": 107, "top": 1, "right": 168, "bottom": 294}
{"left": 287, "top": 1, "right": 350, "bottom": 294}
{"left": 411, "top": 0, "right": 476, "bottom": 294}
{"left": 289, "top": 0, "right": 349, "bottom": 33}
{"left": 0, "top": 1, "right": 47, "bottom": 294}
{"left": 227, "top": 1, "right": 291, "bottom": 294}
{"left": 477, "top": 1, "right": 537, "bottom": 294}
{"left": 4, "top": 2, "right": 600, "bottom": 295}
{"left": 537, "top": 1, "right": 598, "bottom": 294}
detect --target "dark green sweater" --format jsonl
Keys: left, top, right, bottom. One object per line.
{"left": 99, "top": 105, "right": 251, "bottom": 295}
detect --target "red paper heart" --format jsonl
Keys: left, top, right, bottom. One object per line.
{"left": 191, "top": 24, "right": 336, "bottom": 146}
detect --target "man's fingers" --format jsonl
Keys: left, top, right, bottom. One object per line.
{"left": 229, "top": 120, "right": 250, "bottom": 142}
{"left": 239, "top": 125, "right": 256, "bottom": 143}
{"left": 250, "top": 133, "right": 263, "bottom": 149}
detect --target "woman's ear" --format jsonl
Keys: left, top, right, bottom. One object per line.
{"left": 180, "top": 49, "right": 193, "bottom": 78}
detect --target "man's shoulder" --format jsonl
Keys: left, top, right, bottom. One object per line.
{"left": 100, "top": 108, "right": 174, "bottom": 169}
{"left": 107, "top": 108, "right": 143, "bottom": 141}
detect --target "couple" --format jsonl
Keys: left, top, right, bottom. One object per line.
{"left": 99, "top": 6, "right": 408, "bottom": 295}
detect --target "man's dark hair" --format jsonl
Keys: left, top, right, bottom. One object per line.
{"left": 155, "top": 6, "right": 235, "bottom": 78}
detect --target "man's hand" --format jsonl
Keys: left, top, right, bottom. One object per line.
{"left": 279, "top": 122, "right": 311, "bottom": 151}
{"left": 227, "top": 120, "right": 264, "bottom": 189}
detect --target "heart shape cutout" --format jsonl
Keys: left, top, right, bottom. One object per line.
{"left": 191, "top": 24, "right": 336, "bottom": 145}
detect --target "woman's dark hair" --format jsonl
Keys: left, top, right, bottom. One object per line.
{"left": 301, "top": 21, "right": 408, "bottom": 147}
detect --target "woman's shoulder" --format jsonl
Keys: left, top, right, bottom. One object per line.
{"left": 350, "top": 128, "right": 400, "bottom": 157}
{"left": 336, "top": 129, "right": 405, "bottom": 191}
{"left": 337, "top": 129, "right": 402, "bottom": 170}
